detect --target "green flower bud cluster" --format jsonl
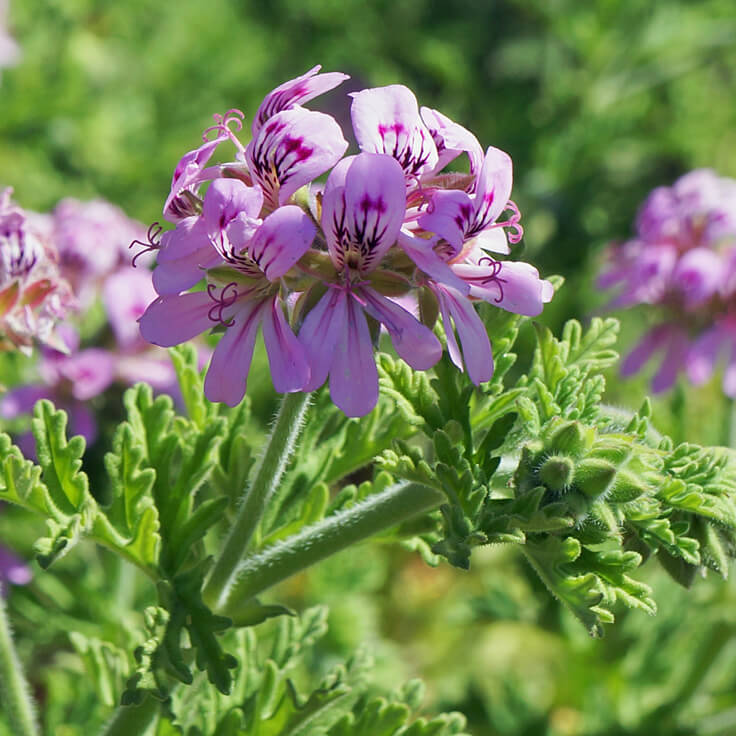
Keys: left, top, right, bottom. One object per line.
{"left": 513, "top": 417, "right": 660, "bottom": 523}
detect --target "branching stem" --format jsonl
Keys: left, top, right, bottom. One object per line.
{"left": 219, "top": 481, "right": 445, "bottom": 613}
{"left": 203, "top": 391, "right": 311, "bottom": 610}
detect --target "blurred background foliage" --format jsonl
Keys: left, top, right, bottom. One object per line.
{"left": 2, "top": 0, "right": 736, "bottom": 734}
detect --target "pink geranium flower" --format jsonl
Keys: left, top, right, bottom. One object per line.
{"left": 137, "top": 69, "right": 553, "bottom": 416}
{"left": 299, "top": 153, "right": 442, "bottom": 416}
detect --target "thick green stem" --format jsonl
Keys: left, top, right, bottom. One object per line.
{"left": 0, "top": 595, "right": 37, "bottom": 736}
{"left": 219, "top": 481, "right": 445, "bottom": 613}
{"left": 100, "top": 696, "right": 159, "bottom": 736}
{"left": 204, "top": 391, "right": 311, "bottom": 610}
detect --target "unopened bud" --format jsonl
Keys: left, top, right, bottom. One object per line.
{"left": 538, "top": 454, "right": 575, "bottom": 492}
{"left": 547, "top": 421, "right": 590, "bottom": 457}
{"left": 608, "top": 470, "right": 648, "bottom": 503}
{"left": 574, "top": 458, "right": 617, "bottom": 499}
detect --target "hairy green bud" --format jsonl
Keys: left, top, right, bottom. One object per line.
{"left": 538, "top": 454, "right": 575, "bottom": 492}
{"left": 574, "top": 458, "right": 617, "bottom": 499}
{"left": 608, "top": 470, "right": 648, "bottom": 503}
{"left": 546, "top": 420, "right": 592, "bottom": 457}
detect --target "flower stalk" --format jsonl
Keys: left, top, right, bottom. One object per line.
{"left": 217, "top": 480, "right": 445, "bottom": 614}
{"left": 0, "top": 595, "right": 38, "bottom": 736}
{"left": 203, "top": 390, "right": 311, "bottom": 611}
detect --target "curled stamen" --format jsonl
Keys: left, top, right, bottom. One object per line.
{"left": 129, "top": 222, "right": 164, "bottom": 267}
{"left": 494, "top": 200, "right": 524, "bottom": 244}
{"left": 478, "top": 256, "right": 507, "bottom": 303}
{"left": 207, "top": 281, "right": 239, "bottom": 326}
{"left": 202, "top": 109, "right": 246, "bottom": 147}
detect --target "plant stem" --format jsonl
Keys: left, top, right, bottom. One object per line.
{"left": 100, "top": 696, "right": 159, "bottom": 736}
{"left": 0, "top": 595, "right": 37, "bottom": 736}
{"left": 728, "top": 397, "right": 736, "bottom": 449}
{"left": 219, "top": 481, "right": 445, "bottom": 613}
{"left": 203, "top": 391, "right": 311, "bottom": 610}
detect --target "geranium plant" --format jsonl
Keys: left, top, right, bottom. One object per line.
{"left": 1, "top": 69, "right": 735, "bottom": 736}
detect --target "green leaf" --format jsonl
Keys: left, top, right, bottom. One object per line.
{"left": 31, "top": 401, "right": 96, "bottom": 567}
{"left": 99, "top": 423, "right": 160, "bottom": 571}
{"left": 68, "top": 632, "right": 130, "bottom": 708}
{"left": 170, "top": 344, "right": 211, "bottom": 430}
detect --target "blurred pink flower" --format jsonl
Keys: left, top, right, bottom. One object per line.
{"left": 598, "top": 169, "right": 736, "bottom": 394}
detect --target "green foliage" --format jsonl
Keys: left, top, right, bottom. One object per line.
{"left": 374, "top": 314, "right": 736, "bottom": 637}
{"left": 158, "top": 607, "right": 469, "bottom": 736}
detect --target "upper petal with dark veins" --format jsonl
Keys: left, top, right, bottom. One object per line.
{"left": 322, "top": 153, "right": 406, "bottom": 272}
{"left": 350, "top": 85, "right": 438, "bottom": 179}
{"left": 246, "top": 108, "right": 348, "bottom": 209}
{"left": 470, "top": 147, "right": 514, "bottom": 235}
{"left": 252, "top": 65, "right": 350, "bottom": 136}
{"left": 163, "top": 136, "right": 225, "bottom": 222}
{"left": 247, "top": 205, "right": 316, "bottom": 281}
{"left": 420, "top": 107, "right": 483, "bottom": 179}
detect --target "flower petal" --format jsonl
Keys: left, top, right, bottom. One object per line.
{"left": 153, "top": 245, "right": 222, "bottom": 295}
{"left": 248, "top": 205, "right": 316, "bottom": 280}
{"left": 620, "top": 324, "right": 672, "bottom": 378}
{"left": 253, "top": 65, "right": 350, "bottom": 135}
{"left": 671, "top": 247, "right": 722, "bottom": 307}
{"left": 688, "top": 325, "right": 727, "bottom": 385}
{"left": 344, "top": 153, "right": 407, "bottom": 270}
{"left": 154, "top": 218, "right": 221, "bottom": 295}
{"left": 299, "top": 287, "right": 348, "bottom": 391}
{"left": 116, "top": 353, "right": 177, "bottom": 391}
{"left": 350, "top": 85, "right": 438, "bottom": 178}
{"left": 397, "top": 231, "right": 470, "bottom": 294}
{"left": 246, "top": 108, "right": 348, "bottom": 208}
{"left": 457, "top": 259, "right": 553, "bottom": 317}
{"left": 329, "top": 295, "right": 379, "bottom": 417}
{"left": 103, "top": 268, "right": 157, "bottom": 348}
{"left": 139, "top": 291, "right": 214, "bottom": 347}
{"left": 261, "top": 297, "right": 310, "bottom": 392}
{"left": 469, "top": 227, "right": 510, "bottom": 255}
{"left": 471, "top": 147, "right": 513, "bottom": 233}
{"left": 652, "top": 328, "right": 689, "bottom": 393}
{"left": 0, "top": 385, "right": 49, "bottom": 419}
{"left": 164, "top": 137, "right": 225, "bottom": 222}
{"left": 360, "top": 287, "right": 441, "bottom": 370}
{"left": 0, "top": 546, "right": 31, "bottom": 589}
{"left": 724, "top": 343, "right": 736, "bottom": 397}
{"left": 436, "top": 284, "right": 493, "bottom": 384}
{"left": 204, "top": 300, "right": 265, "bottom": 406}
{"left": 418, "top": 189, "right": 474, "bottom": 254}
{"left": 203, "top": 178, "right": 264, "bottom": 257}
{"left": 58, "top": 349, "right": 116, "bottom": 401}
{"left": 420, "top": 106, "right": 483, "bottom": 177}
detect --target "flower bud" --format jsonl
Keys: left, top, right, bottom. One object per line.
{"left": 546, "top": 420, "right": 591, "bottom": 457}
{"left": 607, "top": 470, "right": 648, "bottom": 503}
{"left": 538, "top": 454, "right": 575, "bottom": 492}
{"left": 574, "top": 458, "right": 617, "bottom": 499}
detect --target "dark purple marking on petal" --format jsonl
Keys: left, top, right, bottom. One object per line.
{"left": 253, "top": 67, "right": 349, "bottom": 135}
{"left": 247, "top": 109, "right": 347, "bottom": 209}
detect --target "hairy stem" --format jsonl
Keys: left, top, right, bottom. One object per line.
{"left": 219, "top": 481, "right": 445, "bottom": 613}
{"left": 0, "top": 595, "right": 38, "bottom": 736}
{"left": 203, "top": 391, "right": 311, "bottom": 610}
{"left": 100, "top": 696, "right": 159, "bottom": 736}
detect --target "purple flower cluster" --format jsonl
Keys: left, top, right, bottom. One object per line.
{"left": 139, "top": 67, "right": 553, "bottom": 417}
{"left": 0, "top": 189, "right": 74, "bottom": 354}
{"left": 1, "top": 199, "right": 177, "bottom": 445}
{"left": 598, "top": 169, "right": 736, "bottom": 394}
